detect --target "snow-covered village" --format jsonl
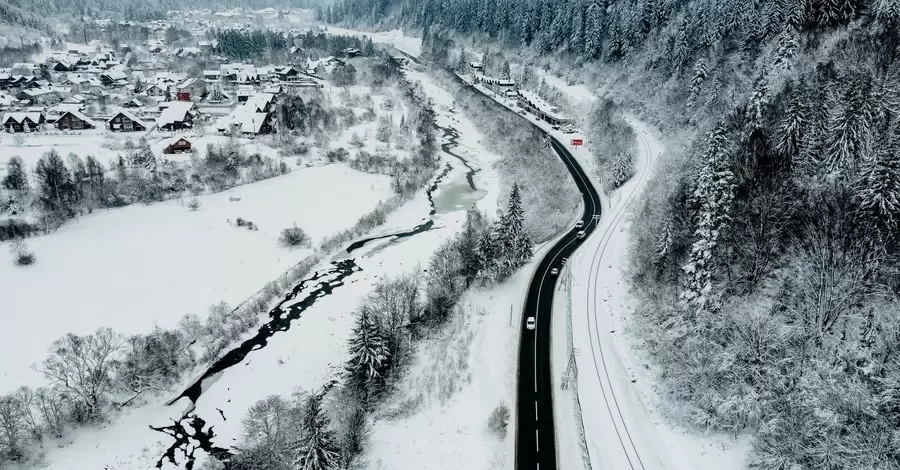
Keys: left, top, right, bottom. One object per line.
{"left": 1, "top": 1, "right": 899, "bottom": 469}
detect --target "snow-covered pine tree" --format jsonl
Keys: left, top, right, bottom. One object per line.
{"left": 346, "top": 309, "right": 390, "bottom": 389}
{"left": 777, "top": 81, "right": 809, "bottom": 159}
{"left": 748, "top": 75, "right": 770, "bottom": 130}
{"left": 875, "top": 0, "right": 900, "bottom": 25}
{"left": 825, "top": 74, "right": 875, "bottom": 173}
{"left": 477, "top": 226, "right": 499, "bottom": 283}
{"left": 688, "top": 58, "right": 708, "bottom": 108}
{"left": 501, "top": 60, "right": 511, "bottom": 80}
{"left": 584, "top": 2, "right": 604, "bottom": 59}
{"left": 294, "top": 393, "right": 340, "bottom": 470}
{"left": 456, "top": 51, "right": 468, "bottom": 73}
{"left": 458, "top": 208, "right": 487, "bottom": 287}
{"left": 682, "top": 124, "right": 735, "bottom": 306}
{"left": 671, "top": 20, "right": 690, "bottom": 73}
{"left": 857, "top": 131, "right": 900, "bottom": 236}
{"left": 773, "top": 25, "right": 799, "bottom": 70}
{"left": 498, "top": 183, "right": 532, "bottom": 276}
{"left": 653, "top": 218, "right": 674, "bottom": 266}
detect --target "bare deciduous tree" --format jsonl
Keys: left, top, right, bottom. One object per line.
{"left": 37, "top": 328, "right": 122, "bottom": 421}
{"left": 786, "top": 211, "right": 882, "bottom": 345}
{"left": 0, "top": 394, "right": 25, "bottom": 461}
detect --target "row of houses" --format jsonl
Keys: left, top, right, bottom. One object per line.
{"left": 471, "top": 72, "right": 573, "bottom": 127}
{"left": 1, "top": 110, "right": 148, "bottom": 133}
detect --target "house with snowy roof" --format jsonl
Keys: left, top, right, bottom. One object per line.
{"left": 1, "top": 112, "right": 45, "bottom": 132}
{"left": 156, "top": 101, "right": 196, "bottom": 131}
{"left": 216, "top": 104, "right": 274, "bottom": 136}
{"left": 176, "top": 78, "right": 207, "bottom": 100}
{"left": 55, "top": 110, "right": 98, "bottom": 130}
{"left": 107, "top": 110, "right": 148, "bottom": 132}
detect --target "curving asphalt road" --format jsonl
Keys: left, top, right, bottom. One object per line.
{"left": 515, "top": 135, "right": 601, "bottom": 470}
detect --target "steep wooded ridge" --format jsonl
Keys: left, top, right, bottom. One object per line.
{"left": 330, "top": 1, "right": 900, "bottom": 468}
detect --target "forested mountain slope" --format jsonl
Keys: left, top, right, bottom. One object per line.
{"left": 330, "top": 1, "right": 900, "bottom": 468}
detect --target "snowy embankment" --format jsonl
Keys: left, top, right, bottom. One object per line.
{"left": 538, "top": 81, "right": 751, "bottom": 468}
{"left": 0, "top": 164, "right": 393, "bottom": 395}
{"left": 360, "top": 67, "right": 535, "bottom": 470}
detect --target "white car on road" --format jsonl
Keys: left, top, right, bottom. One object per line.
{"left": 526, "top": 317, "right": 536, "bottom": 330}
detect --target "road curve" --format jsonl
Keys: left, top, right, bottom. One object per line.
{"left": 515, "top": 135, "right": 602, "bottom": 470}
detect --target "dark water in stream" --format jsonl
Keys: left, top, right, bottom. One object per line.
{"left": 153, "top": 123, "right": 481, "bottom": 469}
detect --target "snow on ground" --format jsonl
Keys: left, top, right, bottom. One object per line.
{"left": 28, "top": 66, "right": 503, "bottom": 470}
{"left": 323, "top": 26, "right": 422, "bottom": 58}
{"left": 464, "top": 68, "right": 750, "bottom": 468}
{"left": 0, "top": 164, "right": 393, "bottom": 394}
{"left": 363, "top": 256, "right": 532, "bottom": 470}
{"left": 565, "top": 116, "right": 751, "bottom": 468}
{"left": 0, "top": 130, "right": 285, "bottom": 170}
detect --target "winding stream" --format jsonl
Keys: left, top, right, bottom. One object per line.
{"left": 153, "top": 123, "right": 482, "bottom": 469}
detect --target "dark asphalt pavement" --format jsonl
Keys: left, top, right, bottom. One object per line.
{"left": 515, "top": 136, "right": 601, "bottom": 470}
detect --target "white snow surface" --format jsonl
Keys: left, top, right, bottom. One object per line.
{"left": 566, "top": 117, "right": 752, "bottom": 469}
{"left": 26, "top": 66, "right": 503, "bottom": 470}
{"left": 465, "top": 69, "right": 750, "bottom": 468}
{"left": 0, "top": 164, "right": 393, "bottom": 394}
{"left": 322, "top": 26, "right": 422, "bottom": 58}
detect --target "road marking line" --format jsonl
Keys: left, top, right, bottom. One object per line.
{"left": 536, "top": 429, "right": 540, "bottom": 452}
{"left": 535, "top": 401, "right": 539, "bottom": 421}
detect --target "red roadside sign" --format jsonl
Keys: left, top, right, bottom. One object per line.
{"left": 571, "top": 138, "right": 583, "bottom": 146}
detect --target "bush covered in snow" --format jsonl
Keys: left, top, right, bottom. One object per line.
{"left": 487, "top": 404, "right": 510, "bottom": 439}
{"left": 279, "top": 224, "right": 310, "bottom": 247}
{"left": 9, "top": 238, "right": 34, "bottom": 266}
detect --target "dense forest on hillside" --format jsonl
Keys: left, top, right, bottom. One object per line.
{"left": 329, "top": 1, "right": 900, "bottom": 468}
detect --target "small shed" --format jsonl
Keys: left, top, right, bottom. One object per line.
{"left": 163, "top": 136, "right": 192, "bottom": 154}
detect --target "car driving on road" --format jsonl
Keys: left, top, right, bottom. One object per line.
{"left": 577, "top": 230, "right": 586, "bottom": 239}
{"left": 575, "top": 220, "right": 584, "bottom": 228}
{"left": 526, "top": 316, "right": 536, "bottom": 330}
{"left": 551, "top": 267, "right": 559, "bottom": 275}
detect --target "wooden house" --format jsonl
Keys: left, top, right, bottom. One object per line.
{"left": 163, "top": 136, "right": 192, "bottom": 154}
{"left": 1, "top": 112, "right": 45, "bottom": 132}
{"left": 55, "top": 110, "right": 97, "bottom": 130}
{"left": 107, "top": 111, "right": 148, "bottom": 132}
{"left": 156, "top": 101, "right": 196, "bottom": 131}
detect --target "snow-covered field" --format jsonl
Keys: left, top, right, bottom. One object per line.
{"left": 0, "top": 164, "right": 393, "bottom": 394}
{"left": 322, "top": 26, "right": 422, "bottom": 58}
{"left": 17, "top": 66, "right": 506, "bottom": 470}
{"left": 0, "top": 130, "right": 285, "bottom": 169}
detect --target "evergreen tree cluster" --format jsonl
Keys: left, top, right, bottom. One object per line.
{"left": 330, "top": 0, "right": 900, "bottom": 466}
{"left": 329, "top": 0, "right": 878, "bottom": 67}
{"left": 0, "top": 140, "right": 290, "bottom": 236}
